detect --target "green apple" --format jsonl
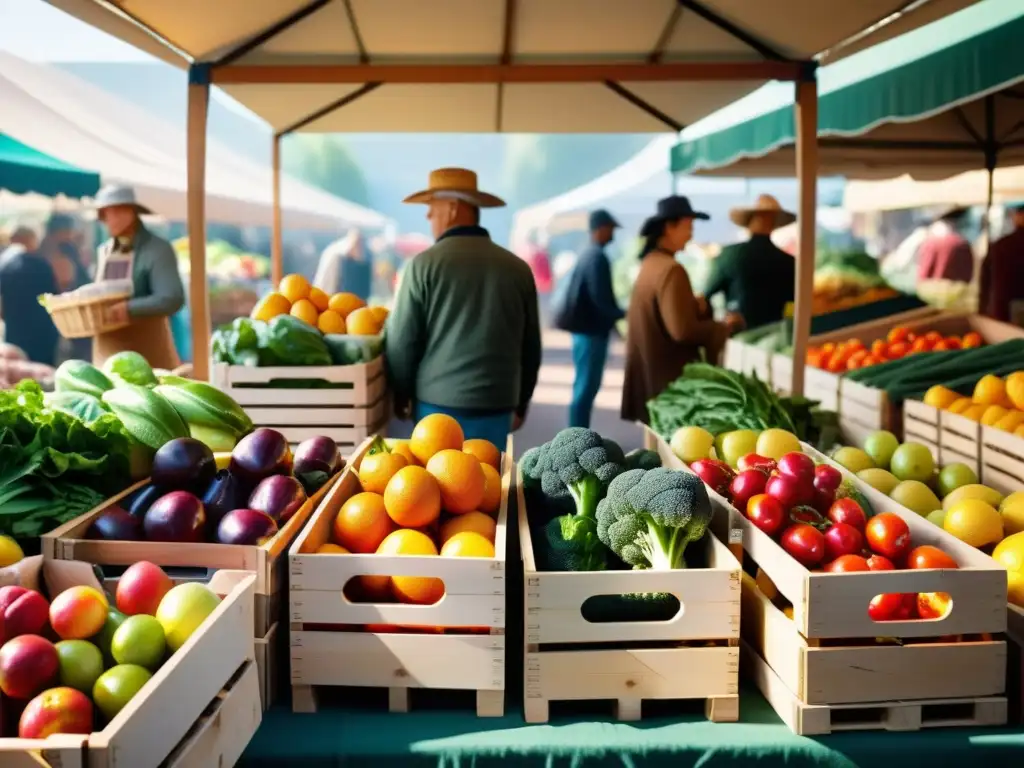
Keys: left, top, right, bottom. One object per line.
{"left": 719, "top": 430, "right": 759, "bottom": 468}
{"left": 55, "top": 640, "right": 104, "bottom": 694}
{"left": 863, "top": 431, "right": 900, "bottom": 471}
{"left": 937, "top": 463, "right": 979, "bottom": 498}
{"left": 832, "top": 447, "right": 874, "bottom": 474}
{"left": 93, "top": 664, "right": 152, "bottom": 720}
{"left": 890, "top": 443, "right": 936, "bottom": 483}
{"left": 112, "top": 615, "right": 166, "bottom": 671}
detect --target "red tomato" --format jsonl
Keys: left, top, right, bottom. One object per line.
{"left": 828, "top": 498, "right": 867, "bottom": 530}
{"left": 906, "top": 545, "right": 958, "bottom": 570}
{"left": 780, "top": 524, "right": 826, "bottom": 567}
{"left": 917, "top": 591, "right": 953, "bottom": 619}
{"left": 823, "top": 522, "right": 864, "bottom": 562}
{"left": 865, "top": 512, "right": 911, "bottom": 560}
{"left": 825, "top": 554, "right": 870, "bottom": 573}
{"left": 943, "top": 337, "right": 963, "bottom": 350}
{"left": 887, "top": 327, "right": 911, "bottom": 344}
{"left": 886, "top": 341, "right": 910, "bottom": 360}
{"left": 746, "top": 494, "right": 785, "bottom": 537}
{"left": 870, "top": 340, "right": 887, "bottom": 358}
{"left": 932, "top": 340, "right": 952, "bottom": 351}
{"left": 866, "top": 554, "right": 895, "bottom": 571}
{"left": 869, "top": 592, "right": 917, "bottom": 622}
{"left": 909, "top": 337, "right": 931, "bottom": 354}
{"left": 962, "top": 331, "right": 983, "bottom": 349}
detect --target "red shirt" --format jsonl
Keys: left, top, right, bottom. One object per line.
{"left": 980, "top": 228, "right": 1024, "bottom": 322}
{"left": 917, "top": 232, "right": 974, "bottom": 283}
{"left": 525, "top": 247, "right": 552, "bottom": 294}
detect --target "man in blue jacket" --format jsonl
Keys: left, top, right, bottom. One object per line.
{"left": 556, "top": 209, "right": 624, "bottom": 428}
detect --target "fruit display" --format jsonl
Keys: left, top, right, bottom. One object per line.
{"left": 0, "top": 561, "right": 220, "bottom": 738}
{"left": 212, "top": 274, "right": 388, "bottom": 368}
{"left": 86, "top": 431, "right": 341, "bottom": 547}
{"left": 923, "top": 372, "right": 1024, "bottom": 432}
{"left": 647, "top": 363, "right": 836, "bottom": 448}
{"left": 806, "top": 325, "right": 984, "bottom": 374}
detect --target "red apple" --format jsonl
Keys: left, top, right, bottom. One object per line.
{"left": 0, "top": 635, "right": 59, "bottom": 700}
{"left": 116, "top": 562, "right": 174, "bottom": 617}
{"left": 0, "top": 586, "right": 50, "bottom": 638}
{"left": 19, "top": 686, "right": 94, "bottom": 738}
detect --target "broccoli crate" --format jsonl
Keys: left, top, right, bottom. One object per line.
{"left": 0, "top": 558, "right": 260, "bottom": 768}
{"left": 519, "top": 457, "right": 741, "bottom": 724}
{"left": 286, "top": 435, "right": 511, "bottom": 716}
{"left": 210, "top": 358, "right": 388, "bottom": 448}
{"left": 41, "top": 473, "right": 341, "bottom": 711}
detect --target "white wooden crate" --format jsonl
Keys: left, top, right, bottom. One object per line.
{"left": 805, "top": 367, "right": 841, "bottom": 412}
{"left": 211, "top": 358, "right": 388, "bottom": 446}
{"left": 902, "top": 400, "right": 941, "bottom": 459}
{"left": 981, "top": 426, "right": 1024, "bottom": 495}
{"left": 286, "top": 435, "right": 511, "bottom": 716}
{"left": 723, "top": 339, "right": 744, "bottom": 374}
{"left": 771, "top": 354, "right": 793, "bottom": 395}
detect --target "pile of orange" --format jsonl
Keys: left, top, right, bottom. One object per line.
{"left": 250, "top": 273, "right": 389, "bottom": 336}
{"left": 320, "top": 413, "right": 503, "bottom": 623}
{"left": 806, "top": 326, "right": 984, "bottom": 374}
{"left": 925, "top": 372, "right": 1024, "bottom": 433}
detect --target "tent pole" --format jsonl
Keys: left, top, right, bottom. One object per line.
{"left": 791, "top": 74, "right": 818, "bottom": 398}
{"left": 272, "top": 134, "right": 283, "bottom": 285}
{"left": 187, "top": 66, "right": 211, "bottom": 381}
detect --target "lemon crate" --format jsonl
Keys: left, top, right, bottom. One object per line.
{"left": 902, "top": 400, "right": 982, "bottom": 477}
{"left": 979, "top": 426, "right": 1024, "bottom": 495}
{"left": 41, "top": 474, "right": 341, "bottom": 711}
{"left": 0, "top": 558, "right": 260, "bottom": 768}
{"left": 287, "top": 436, "right": 512, "bottom": 716}
{"left": 522, "top": 437, "right": 741, "bottom": 724}
{"left": 210, "top": 358, "right": 388, "bottom": 448}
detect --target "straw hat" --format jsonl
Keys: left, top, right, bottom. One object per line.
{"left": 402, "top": 168, "right": 505, "bottom": 208}
{"left": 729, "top": 194, "right": 795, "bottom": 229}
{"left": 94, "top": 184, "right": 153, "bottom": 215}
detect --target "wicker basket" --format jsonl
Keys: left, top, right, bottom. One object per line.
{"left": 41, "top": 291, "right": 132, "bottom": 339}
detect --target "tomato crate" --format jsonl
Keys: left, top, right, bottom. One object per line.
{"left": 210, "top": 358, "right": 389, "bottom": 449}
{"left": 520, "top": 450, "right": 741, "bottom": 724}
{"left": 980, "top": 426, "right": 1024, "bottom": 495}
{"left": 0, "top": 557, "right": 260, "bottom": 768}
{"left": 287, "top": 435, "right": 512, "bottom": 717}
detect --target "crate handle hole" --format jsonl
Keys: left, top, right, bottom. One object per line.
{"left": 579, "top": 593, "right": 681, "bottom": 624}
{"left": 342, "top": 575, "right": 445, "bottom": 606}
{"left": 868, "top": 591, "right": 951, "bottom": 623}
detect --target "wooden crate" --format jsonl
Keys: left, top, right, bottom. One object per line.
{"left": 287, "top": 436, "right": 512, "bottom": 716}
{"left": 903, "top": 400, "right": 986, "bottom": 476}
{"left": 520, "top": 459, "right": 741, "bottom": 724}
{"left": 211, "top": 358, "right": 388, "bottom": 448}
{"left": 42, "top": 473, "right": 341, "bottom": 638}
{"left": 981, "top": 426, "right": 1024, "bottom": 495}
{"left": 902, "top": 400, "right": 942, "bottom": 458}
{"left": 0, "top": 559, "right": 260, "bottom": 768}
{"left": 254, "top": 622, "right": 280, "bottom": 712}
{"left": 723, "top": 339, "right": 744, "bottom": 375}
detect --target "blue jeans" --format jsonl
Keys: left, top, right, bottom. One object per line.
{"left": 414, "top": 402, "right": 514, "bottom": 450}
{"left": 570, "top": 333, "right": 609, "bottom": 429}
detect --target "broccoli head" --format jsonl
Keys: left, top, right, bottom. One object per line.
{"left": 596, "top": 468, "right": 712, "bottom": 570}
{"left": 519, "top": 445, "right": 546, "bottom": 490}
{"left": 581, "top": 592, "right": 679, "bottom": 623}
{"left": 603, "top": 438, "right": 626, "bottom": 467}
{"left": 542, "top": 427, "right": 626, "bottom": 519}
{"left": 625, "top": 448, "right": 662, "bottom": 471}
{"left": 540, "top": 514, "right": 607, "bottom": 572}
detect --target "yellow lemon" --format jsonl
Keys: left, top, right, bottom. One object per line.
{"left": 317, "top": 309, "right": 347, "bottom": 335}
{"left": 1008, "top": 570, "right": 1024, "bottom": 609}
{"left": 279, "top": 273, "right": 311, "bottom": 303}
{"left": 993, "top": 533, "right": 1024, "bottom": 608}
{"left": 923, "top": 385, "right": 959, "bottom": 410}
{"left": 0, "top": 535, "right": 24, "bottom": 567}
{"left": 346, "top": 307, "right": 382, "bottom": 336}
{"left": 308, "top": 286, "right": 330, "bottom": 312}
{"left": 1000, "top": 492, "right": 1024, "bottom": 536}
{"left": 995, "top": 410, "right": 1024, "bottom": 432}
{"left": 328, "top": 292, "right": 366, "bottom": 317}
{"left": 944, "top": 498, "right": 1004, "bottom": 548}
{"left": 981, "top": 405, "right": 1009, "bottom": 427}
{"left": 973, "top": 374, "right": 1012, "bottom": 408}
{"left": 290, "top": 299, "right": 319, "bottom": 327}
{"left": 947, "top": 398, "right": 972, "bottom": 415}
{"left": 251, "top": 291, "right": 291, "bottom": 322}
{"left": 1006, "top": 372, "right": 1024, "bottom": 411}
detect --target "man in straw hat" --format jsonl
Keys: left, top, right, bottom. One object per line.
{"left": 385, "top": 168, "right": 542, "bottom": 447}
{"left": 92, "top": 184, "right": 184, "bottom": 370}
{"left": 702, "top": 193, "right": 796, "bottom": 331}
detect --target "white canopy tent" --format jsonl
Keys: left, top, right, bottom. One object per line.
{"left": 0, "top": 50, "right": 389, "bottom": 231}
{"left": 844, "top": 167, "right": 1024, "bottom": 212}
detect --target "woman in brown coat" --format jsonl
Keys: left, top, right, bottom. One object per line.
{"left": 621, "top": 196, "right": 731, "bottom": 424}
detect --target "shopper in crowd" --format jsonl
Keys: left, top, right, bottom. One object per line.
{"left": 917, "top": 206, "right": 975, "bottom": 284}
{"left": 980, "top": 203, "right": 1024, "bottom": 324}
{"left": 702, "top": 194, "right": 796, "bottom": 331}
{"left": 41, "top": 214, "right": 94, "bottom": 360}
{"left": 0, "top": 225, "right": 39, "bottom": 268}
{"left": 0, "top": 237, "right": 59, "bottom": 365}
{"left": 92, "top": 185, "right": 184, "bottom": 370}
{"left": 553, "top": 209, "right": 624, "bottom": 429}
{"left": 386, "top": 168, "right": 542, "bottom": 447}
{"left": 622, "top": 196, "right": 733, "bottom": 424}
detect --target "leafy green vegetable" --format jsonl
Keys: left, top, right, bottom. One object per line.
{"left": 54, "top": 360, "right": 114, "bottom": 399}
{"left": 103, "top": 351, "right": 158, "bottom": 388}
{"left": 211, "top": 317, "right": 263, "bottom": 367}
{"left": 212, "top": 315, "right": 333, "bottom": 367}
{"left": 43, "top": 391, "right": 109, "bottom": 424}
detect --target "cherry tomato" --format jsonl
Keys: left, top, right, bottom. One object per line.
{"left": 865, "top": 512, "right": 911, "bottom": 560}
{"left": 887, "top": 327, "right": 911, "bottom": 344}
{"left": 824, "top": 522, "right": 864, "bottom": 562}
{"left": 906, "top": 545, "right": 959, "bottom": 570}
{"left": 962, "top": 331, "right": 983, "bottom": 349}
{"left": 780, "top": 524, "right": 825, "bottom": 567}
{"left": 746, "top": 494, "right": 785, "bottom": 537}
{"left": 886, "top": 341, "right": 910, "bottom": 360}
{"left": 917, "top": 591, "right": 953, "bottom": 619}
{"left": 866, "top": 554, "right": 895, "bottom": 571}
{"left": 869, "top": 592, "right": 917, "bottom": 622}
{"left": 943, "top": 337, "right": 963, "bottom": 350}
{"left": 825, "top": 554, "right": 870, "bottom": 573}
{"left": 828, "top": 498, "right": 867, "bottom": 530}
{"left": 813, "top": 465, "right": 843, "bottom": 494}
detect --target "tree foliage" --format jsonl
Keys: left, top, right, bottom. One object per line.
{"left": 282, "top": 135, "right": 372, "bottom": 207}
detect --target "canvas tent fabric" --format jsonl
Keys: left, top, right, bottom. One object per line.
{"left": 844, "top": 167, "right": 1024, "bottom": 212}
{"left": 0, "top": 51, "right": 388, "bottom": 231}
{"left": 0, "top": 133, "right": 100, "bottom": 199}
{"left": 44, "top": 0, "right": 980, "bottom": 134}
{"left": 670, "top": 0, "right": 1024, "bottom": 179}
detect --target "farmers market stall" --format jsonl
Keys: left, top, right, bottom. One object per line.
{"left": 0, "top": 133, "right": 99, "bottom": 199}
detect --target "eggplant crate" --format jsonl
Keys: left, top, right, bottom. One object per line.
{"left": 645, "top": 428, "right": 1008, "bottom": 734}
{"left": 522, "top": 440, "right": 741, "bottom": 724}
{"left": 0, "top": 558, "right": 260, "bottom": 768}
{"left": 211, "top": 358, "right": 389, "bottom": 448}
{"left": 41, "top": 474, "right": 340, "bottom": 711}
{"left": 287, "top": 436, "right": 512, "bottom": 716}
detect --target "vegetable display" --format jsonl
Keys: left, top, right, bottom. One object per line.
{"left": 0, "top": 562, "right": 221, "bottom": 738}
{"left": 807, "top": 325, "right": 985, "bottom": 374}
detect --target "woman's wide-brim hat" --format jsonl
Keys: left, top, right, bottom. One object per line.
{"left": 403, "top": 168, "right": 505, "bottom": 208}
{"left": 729, "top": 194, "right": 795, "bottom": 229}
{"left": 652, "top": 195, "right": 710, "bottom": 222}
{"left": 93, "top": 184, "right": 153, "bottom": 216}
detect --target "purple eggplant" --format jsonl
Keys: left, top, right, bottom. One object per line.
{"left": 151, "top": 437, "right": 216, "bottom": 493}
{"left": 293, "top": 436, "right": 341, "bottom": 476}
{"left": 249, "top": 475, "right": 307, "bottom": 524}
{"left": 126, "top": 484, "right": 163, "bottom": 520}
{"left": 201, "top": 469, "right": 249, "bottom": 533}
{"left": 230, "top": 429, "right": 292, "bottom": 484}
{"left": 88, "top": 506, "right": 144, "bottom": 541}
{"left": 217, "top": 509, "right": 278, "bottom": 546}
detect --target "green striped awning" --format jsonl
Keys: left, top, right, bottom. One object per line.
{"left": 0, "top": 132, "right": 100, "bottom": 198}
{"left": 670, "top": 0, "right": 1024, "bottom": 179}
